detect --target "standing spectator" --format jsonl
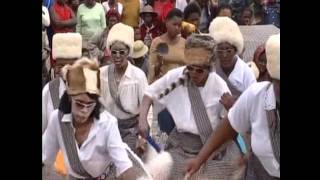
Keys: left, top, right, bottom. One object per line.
{"left": 106, "top": 9, "right": 121, "bottom": 28}
{"left": 262, "top": 0, "right": 280, "bottom": 27}
{"left": 50, "top": 0, "right": 77, "bottom": 33}
{"left": 217, "top": 4, "right": 233, "bottom": 18}
{"left": 86, "top": 26, "right": 112, "bottom": 66}
{"left": 191, "top": 0, "right": 215, "bottom": 33}
{"left": 183, "top": 2, "right": 201, "bottom": 33}
{"left": 76, "top": 0, "right": 106, "bottom": 41}
{"left": 102, "top": 0, "right": 123, "bottom": 15}
{"left": 118, "top": 0, "right": 140, "bottom": 27}
{"left": 134, "top": 26, "right": 142, "bottom": 40}
{"left": 253, "top": 44, "right": 271, "bottom": 82}
{"left": 238, "top": 7, "right": 253, "bottom": 25}
{"left": 153, "top": 0, "right": 174, "bottom": 24}
{"left": 148, "top": 8, "right": 185, "bottom": 84}
{"left": 132, "top": 40, "right": 149, "bottom": 75}
{"left": 140, "top": 5, "right": 164, "bottom": 48}
{"left": 249, "top": 0, "right": 264, "bottom": 25}
{"left": 230, "top": 0, "right": 248, "bottom": 21}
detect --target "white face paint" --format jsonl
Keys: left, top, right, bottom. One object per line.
{"left": 71, "top": 93, "right": 96, "bottom": 124}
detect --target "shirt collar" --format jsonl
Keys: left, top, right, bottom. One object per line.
{"left": 61, "top": 113, "right": 101, "bottom": 148}
{"left": 123, "top": 61, "right": 134, "bottom": 80}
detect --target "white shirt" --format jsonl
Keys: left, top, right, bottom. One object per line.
{"left": 100, "top": 62, "right": 148, "bottom": 119}
{"left": 145, "top": 66, "right": 230, "bottom": 135}
{"left": 42, "top": 78, "right": 66, "bottom": 134}
{"left": 42, "top": 110, "right": 133, "bottom": 178}
{"left": 175, "top": 0, "right": 188, "bottom": 12}
{"left": 228, "top": 82, "right": 280, "bottom": 177}
{"left": 217, "top": 56, "right": 257, "bottom": 94}
{"left": 102, "top": 1, "right": 123, "bottom": 15}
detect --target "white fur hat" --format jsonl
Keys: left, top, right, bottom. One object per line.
{"left": 247, "top": 61, "right": 259, "bottom": 79}
{"left": 266, "top": 34, "right": 280, "bottom": 80}
{"left": 107, "top": 23, "right": 134, "bottom": 57}
{"left": 52, "top": 33, "right": 82, "bottom": 60}
{"left": 42, "top": 6, "right": 50, "bottom": 27}
{"left": 209, "top": 17, "right": 244, "bottom": 55}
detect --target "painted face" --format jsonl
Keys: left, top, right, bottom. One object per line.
{"left": 166, "top": 16, "right": 183, "bottom": 38}
{"left": 187, "top": 64, "right": 210, "bottom": 86}
{"left": 216, "top": 42, "right": 237, "bottom": 69}
{"left": 110, "top": 42, "right": 129, "bottom": 69}
{"left": 71, "top": 93, "right": 96, "bottom": 124}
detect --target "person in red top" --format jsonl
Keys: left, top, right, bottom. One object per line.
{"left": 106, "top": 9, "right": 121, "bottom": 29}
{"left": 140, "top": 5, "right": 165, "bottom": 48}
{"left": 50, "top": 0, "right": 77, "bottom": 33}
{"left": 153, "top": 0, "right": 174, "bottom": 24}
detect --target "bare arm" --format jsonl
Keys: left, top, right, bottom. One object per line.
{"left": 185, "top": 117, "right": 238, "bottom": 175}
{"left": 138, "top": 95, "right": 153, "bottom": 138}
{"left": 64, "top": 8, "right": 77, "bottom": 26}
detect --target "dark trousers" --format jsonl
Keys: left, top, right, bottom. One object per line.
{"left": 158, "top": 109, "right": 175, "bottom": 135}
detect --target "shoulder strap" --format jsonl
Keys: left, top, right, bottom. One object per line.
{"left": 49, "top": 78, "right": 61, "bottom": 109}
{"left": 107, "top": 64, "right": 133, "bottom": 115}
{"left": 215, "top": 64, "right": 242, "bottom": 99}
{"left": 265, "top": 83, "right": 280, "bottom": 165}
{"left": 58, "top": 111, "right": 93, "bottom": 178}
{"left": 187, "top": 80, "right": 213, "bottom": 144}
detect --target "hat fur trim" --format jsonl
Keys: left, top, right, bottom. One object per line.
{"left": 266, "top": 34, "right": 280, "bottom": 80}
{"left": 52, "top": 33, "right": 82, "bottom": 60}
{"left": 209, "top": 17, "right": 244, "bottom": 55}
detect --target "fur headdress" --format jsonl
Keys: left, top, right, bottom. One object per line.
{"left": 266, "top": 34, "right": 280, "bottom": 80}
{"left": 52, "top": 33, "right": 82, "bottom": 61}
{"left": 209, "top": 17, "right": 244, "bottom": 55}
{"left": 62, "top": 57, "right": 100, "bottom": 96}
{"left": 106, "top": 23, "right": 134, "bottom": 57}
